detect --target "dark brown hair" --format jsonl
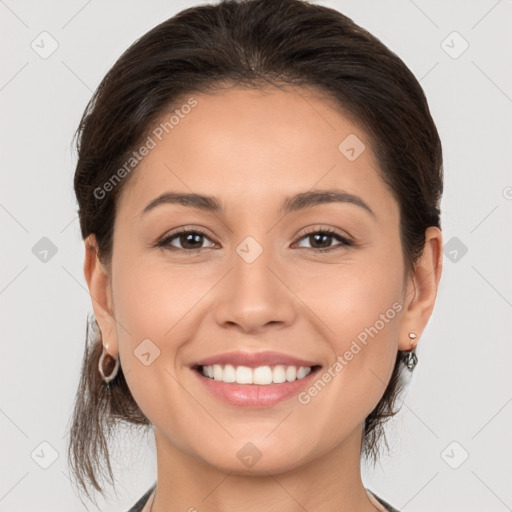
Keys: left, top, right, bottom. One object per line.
{"left": 67, "top": 0, "right": 443, "bottom": 503}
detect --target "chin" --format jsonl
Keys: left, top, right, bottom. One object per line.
{"left": 197, "top": 442, "right": 312, "bottom": 476}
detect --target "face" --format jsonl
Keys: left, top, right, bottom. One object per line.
{"left": 95, "top": 86, "right": 415, "bottom": 474}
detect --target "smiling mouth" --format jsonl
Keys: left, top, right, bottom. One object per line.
{"left": 193, "top": 364, "right": 322, "bottom": 385}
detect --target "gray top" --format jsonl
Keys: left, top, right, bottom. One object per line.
{"left": 127, "top": 484, "right": 400, "bottom": 512}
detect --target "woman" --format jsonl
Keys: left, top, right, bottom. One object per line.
{"left": 67, "top": 0, "right": 443, "bottom": 511}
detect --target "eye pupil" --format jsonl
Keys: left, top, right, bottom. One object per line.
{"left": 311, "top": 233, "right": 331, "bottom": 248}
{"left": 181, "top": 233, "right": 203, "bottom": 249}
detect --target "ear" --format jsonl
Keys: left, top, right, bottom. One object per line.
{"left": 398, "top": 226, "right": 443, "bottom": 351}
{"left": 83, "top": 234, "right": 119, "bottom": 357}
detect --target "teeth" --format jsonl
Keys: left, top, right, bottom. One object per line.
{"left": 253, "top": 366, "right": 272, "bottom": 384}
{"left": 285, "top": 366, "right": 297, "bottom": 382}
{"left": 223, "top": 364, "right": 235, "bottom": 383}
{"left": 297, "top": 367, "right": 311, "bottom": 379}
{"left": 235, "top": 366, "right": 253, "bottom": 384}
{"left": 213, "top": 365, "right": 223, "bottom": 381}
{"left": 201, "top": 364, "right": 312, "bottom": 385}
{"left": 272, "top": 365, "right": 287, "bottom": 384}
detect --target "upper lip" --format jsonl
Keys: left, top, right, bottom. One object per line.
{"left": 192, "top": 351, "right": 320, "bottom": 369}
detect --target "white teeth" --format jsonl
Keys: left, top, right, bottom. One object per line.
{"left": 297, "top": 367, "right": 311, "bottom": 379}
{"left": 272, "top": 365, "right": 287, "bottom": 384}
{"left": 223, "top": 364, "right": 236, "bottom": 383}
{"left": 253, "top": 366, "right": 273, "bottom": 385}
{"left": 213, "top": 364, "right": 223, "bottom": 381}
{"left": 285, "top": 366, "right": 297, "bottom": 382}
{"left": 200, "top": 364, "right": 313, "bottom": 385}
{"left": 235, "top": 366, "right": 253, "bottom": 384}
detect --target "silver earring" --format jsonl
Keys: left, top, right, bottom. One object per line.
{"left": 402, "top": 333, "right": 418, "bottom": 371}
{"left": 98, "top": 343, "right": 120, "bottom": 384}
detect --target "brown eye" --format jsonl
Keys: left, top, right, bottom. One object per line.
{"left": 157, "top": 228, "right": 215, "bottom": 252}
{"left": 295, "top": 228, "right": 353, "bottom": 253}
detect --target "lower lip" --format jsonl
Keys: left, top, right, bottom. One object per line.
{"left": 192, "top": 367, "right": 320, "bottom": 408}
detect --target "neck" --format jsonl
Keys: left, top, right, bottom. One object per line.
{"left": 150, "top": 424, "right": 383, "bottom": 512}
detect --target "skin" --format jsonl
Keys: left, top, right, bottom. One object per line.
{"left": 84, "top": 86, "right": 442, "bottom": 512}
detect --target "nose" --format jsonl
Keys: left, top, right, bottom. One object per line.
{"left": 213, "top": 239, "right": 297, "bottom": 335}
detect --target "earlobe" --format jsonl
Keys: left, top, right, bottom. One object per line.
{"left": 398, "top": 227, "right": 443, "bottom": 351}
{"left": 83, "top": 234, "right": 118, "bottom": 356}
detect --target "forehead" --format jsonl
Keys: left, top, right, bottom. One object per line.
{"left": 116, "top": 86, "right": 395, "bottom": 220}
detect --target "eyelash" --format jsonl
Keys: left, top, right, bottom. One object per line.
{"left": 155, "top": 226, "right": 354, "bottom": 254}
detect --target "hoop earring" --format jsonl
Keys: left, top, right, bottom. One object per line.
{"left": 98, "top": 343, "right": 120, "bottom": 384}
{"left": 402, "top": 332, "right": 418, "bottom": 371}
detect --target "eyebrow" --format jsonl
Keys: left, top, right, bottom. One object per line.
{"left": 138, "top": 189, "right": 375, "bottom": 218}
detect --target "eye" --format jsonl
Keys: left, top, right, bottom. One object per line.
{"left": 155, "top": 226, "right": 353, "bottom": 254}
{"left": 156, "top": 227, "right": 216, "bottom": 252}
{"left": 294, "top": 227, "right": 353, "bottom": 253}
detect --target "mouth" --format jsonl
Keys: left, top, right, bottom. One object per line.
{"left": 190, "top": 363, "right": 322, "bottom": 408}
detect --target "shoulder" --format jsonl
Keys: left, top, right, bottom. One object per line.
{"left": 127, "top": 483, "right": 156, "bottom": 512}
{"left": 366, "top": 488, "right": 401, "bottom": 512}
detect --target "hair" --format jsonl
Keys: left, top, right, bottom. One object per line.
{"left": 67, "top": 0, "right": 443, "bottom": 503}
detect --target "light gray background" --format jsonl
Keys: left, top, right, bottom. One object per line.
{"left": 1, "top": 1, "right": 511, "bottom": 511}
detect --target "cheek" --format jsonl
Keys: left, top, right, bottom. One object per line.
{"left": 112, "top": 248, "right": 212, "bottom": 345}
{"left": 295, "top": 248, "right": 404, "bottom": 351}
{"left": 109, "top": 247, "right": 222, "bottom": 411}
{"left": 290, "top": 267, "right": 404, "bottom": 450}
{"left": 293, "top": 245, "right": 404, "bottom": 409}
{"left": 329, "top": 263, "right": 403, "bottom": 352}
